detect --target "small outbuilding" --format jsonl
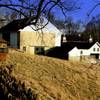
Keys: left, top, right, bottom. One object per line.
{"left": 0, "top": 38, "right": 8, "bottom": 60}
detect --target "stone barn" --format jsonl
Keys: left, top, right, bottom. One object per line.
{"left": 0, "top": 17, "right": 62, "bottom": 54}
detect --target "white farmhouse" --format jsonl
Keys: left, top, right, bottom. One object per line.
{"left": 68, "top": 42, "right": 100, "bottom": 61}
{"left": 46, "top": 42, "right": 100, "bottom": 61}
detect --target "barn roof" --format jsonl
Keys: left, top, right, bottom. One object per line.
{"left": 20, "top": 17, "right": 61, "bottom": 34}
{"left": 0, "top": 18, "right": 29, "bottom": 32}
{"left": 0, "top": 17, "right": 62, "bottom": 34}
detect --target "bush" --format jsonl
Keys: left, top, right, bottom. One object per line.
{"left": 0, "top": 65, "right": 37, "bottom": 100}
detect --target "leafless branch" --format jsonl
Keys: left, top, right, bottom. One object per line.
{"left": 87, "top": 2, "right": 100, "bottom": 16}
{"left": 0, "top": 0, "right": 80, "bottom": 29}
{"left": 0, "top": 4, "right": 36, "bottom": 10}
{"left": 3, "top": 6, "right": 28, "bottom": 18}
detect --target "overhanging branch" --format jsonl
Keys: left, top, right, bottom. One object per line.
{"left": 87, "top": 3, "right": 100, "bottom": 16}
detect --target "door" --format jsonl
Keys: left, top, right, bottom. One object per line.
{"left": 90, "top": 54, "right": 99, "bottom": 59}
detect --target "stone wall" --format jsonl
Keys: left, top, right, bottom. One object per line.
{"left": 19, "top": 31, "right": 56, "bottom": 54}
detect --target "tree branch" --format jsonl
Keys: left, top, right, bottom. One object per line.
{"left": 87, "top": 3, "right": 100, "bottom": 16}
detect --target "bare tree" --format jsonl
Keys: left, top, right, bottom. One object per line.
{"left": 64, "top": 17, "right": 82, "bottom": 34}
{"left": 0, "top": 0, "right": 80, "bottom": 28}
{"left": 85, "top": 16, "right": 100, "bottom": 42}
{"left": 81, "top": 0, "right": 100, "bottom": 42}
{"left": 87, "top": 0, "right": 100, "bottom": 16}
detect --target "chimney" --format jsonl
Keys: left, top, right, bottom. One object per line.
{"left": 89, "top": 35, "right": 93, "bottom": 43}
{"left": 62, "top": 34, "right": 67, "bottom": 43}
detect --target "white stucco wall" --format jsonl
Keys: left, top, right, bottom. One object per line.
{"left": 28, "top": 46, "right": 35, "bottom": 54}
{"left": 55, "top": 33, "right": 62, "bottom": 46}
{"left": 24, "top": 46, "right": 35, "bottom": 54}
{"left": 19, "top": 18, "right": 62, "bottom": 47}
{"left": 79, "top": 49, "right": 89, "bottom": 56}
{"left": 68, "top": 47, "right": 80, "bottom": 56}
{"left": 19, "top": 20, "right": 62, "bottom": 54}
{"left": 88, "top": 42, "right": 100, "bottom": 54}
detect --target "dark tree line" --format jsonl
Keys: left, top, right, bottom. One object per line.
{"left": 84, "top": 15, "right": 100, "bottom": 42}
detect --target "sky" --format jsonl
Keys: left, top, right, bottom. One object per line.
{"left": 0, "top": 0, "right": 100, "bottom": 24}
{"left": 53, "top": 0, "right": 100, "bottom": 23}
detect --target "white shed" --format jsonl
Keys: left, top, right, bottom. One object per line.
{"left": 68, "top": 47, "right": 80, "bottom": 61}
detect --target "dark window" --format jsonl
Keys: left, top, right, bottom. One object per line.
{"left": 0, "top": 48, "right": 8, "bottom": 53}
{"left": 90, "top": 54, "right": 99, "bottom": 59}
{"left": 23, "top": 46, "right": 26, "bottom": 51}
{"left": 80, "top": 51, "right": 83, "bottom": 54}
{"left": 97, "top": 48, "right": 99, "bottom": 52}
{"left": 93, "top": 48, "right": 95, "bottom": 51}
{"left": 17, "top": 31, "right": 20, "bottom": 48}
{"left": 35, "top": 47, "right": 44, "bottom": 54}
{"left": 35, "top": 47, "right": 39, "bottom": 51}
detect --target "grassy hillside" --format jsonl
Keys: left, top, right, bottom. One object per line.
{"left": 1, "top": 49, "right": 100, "bottom": 100}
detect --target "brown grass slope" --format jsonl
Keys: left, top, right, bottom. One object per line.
{"left": 1, "top": 50, "right": 100, "bottom": 100}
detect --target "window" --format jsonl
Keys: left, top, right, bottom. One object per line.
{"left": 35, "top": 46, "right": 44, "bottom": 54}
{"left": 97, "top": 48, "right": 99, "bottom": 52}
{"left": 93, "top": 48, "right": 95, "bottom": 51}
{"left": 80, "top": 51, "right": 83, "bottom": 54}
{"left": 36, "top": 47, "right": 39, "bottom": 51}
{"left": 0, "top": 48, "right": 8, "bottom": 53}
{"left": 23, "top": 46, "right": 26, "bottom": 51}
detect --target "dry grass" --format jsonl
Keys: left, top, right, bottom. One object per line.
{"left": 1, "top": 49, "right": 100, "bottom": 100}
{"left": 0, "top": 53, "right": 8, "bottom": 61}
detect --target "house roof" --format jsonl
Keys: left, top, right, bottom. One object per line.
{"left": 61, "top": 34, "right": 86, "bottom": 43}
{"left": 62, "top": 41, "right": 95, "bottom": 49}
